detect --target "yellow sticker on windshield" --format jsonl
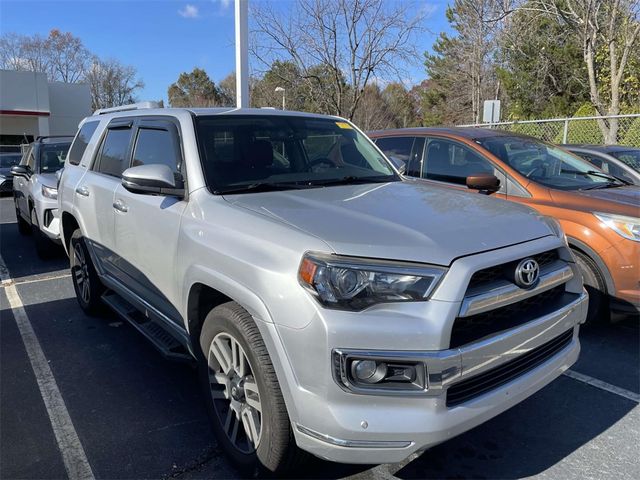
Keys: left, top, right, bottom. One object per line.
{"left": 335, "top": 121, "right": 353, "bottom": 129}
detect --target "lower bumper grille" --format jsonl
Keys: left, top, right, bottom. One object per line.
{"left": 446, "top": 328, "right": 574, "bottom": 407}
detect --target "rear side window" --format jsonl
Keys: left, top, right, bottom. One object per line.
{"left": 132, "top": 128, "right": 180, "bottom": 172}
{"left": 375, "top": 137, "right": 414, "bottom": 163}
{"left": 96, "top": 127, "right": 132, "bottom": 177}
{"left": 68, "top": 121, "right": 99, "bottom": 166}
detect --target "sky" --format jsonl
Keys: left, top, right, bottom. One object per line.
{"left": 0, "top": 0, "right": 452, "bottom": 103}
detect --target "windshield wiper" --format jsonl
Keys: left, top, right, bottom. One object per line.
{"left": 214, "top": 181, "right": 313, "bottom": 195}
{"left": 561, "top": 168, "right": 629, "bottom": 186}
{"left": 308, "top": 175, "right": 395, "bottom": 186}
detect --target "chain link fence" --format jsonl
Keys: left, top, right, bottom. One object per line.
{"left": 459, "top": 114, "right": 640, "bottom": 147}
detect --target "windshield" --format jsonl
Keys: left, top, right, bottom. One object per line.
{"left": 39, "top": 142, "right": 71, "bottom": 174}
{"left": 610, "top": 150, "right": 640, "bottom": 171}
{"left": 194, "top": 115, "right": 397, "bottom": 193}
{"left": 475, "top": 135, "right": 622, "bottom": 190}
{"left": 0, "top": 154, "right": 22, "bottom": 168}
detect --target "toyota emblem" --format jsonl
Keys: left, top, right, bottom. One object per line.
{"left": 515, "top": 258, "right": 540, "bottom": 288}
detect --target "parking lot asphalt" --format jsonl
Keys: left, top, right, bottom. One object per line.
{"left": 1, "top": 195, "right": 638, "bottom": 480}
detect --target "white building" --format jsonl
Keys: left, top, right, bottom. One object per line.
{"left": 0, "top": 70, "right": 91, "bottom": 145}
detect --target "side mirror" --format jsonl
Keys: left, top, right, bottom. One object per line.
{"left": 122, "top": 164, "right": 184, "bottom": 197}
{"left": 388, "top": 155, "right": 407, "bottom": 175}
{"left": 11, "top": 165, "right": 29, "bottom": 177}
{"left": 466, "top": 173, "right": 500, "bottom": 195}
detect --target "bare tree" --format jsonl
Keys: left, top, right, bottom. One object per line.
{"left": 86, "top": 58, "right": 144, "bottom": 111}
{"left": 252, "top": 0, "right": 424, "bottom": 119}
{"left": 529, "top": 0, "right": 640, "bottom": 143}
{"left": 46, "top": 29, "right": 93, "bottom": 83}
{"left": 0, "top": 33, "right": 50, "bottom": 74}
{"left": 0, "top": 30, "right": 91, "bottom": 83}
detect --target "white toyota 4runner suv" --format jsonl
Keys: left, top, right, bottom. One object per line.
{"left": 59, "top": 104, "right": 587, "bottom": 474}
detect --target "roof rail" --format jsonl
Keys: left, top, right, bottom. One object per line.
{"left": 93, "top": 101, "right": 163, "bottom": 116}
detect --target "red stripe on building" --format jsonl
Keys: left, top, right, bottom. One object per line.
{"left": 0, "top": 110, "right": 50, "bottom": 117}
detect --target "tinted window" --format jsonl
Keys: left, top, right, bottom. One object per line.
{"left": 68, "top": 121, "right": 99, "bottom": 166}
{"left": 0, "top": 153, "right": 22, "bottom": 168}
{"left": 195, "top": 115, "right": 396, "bottom": 193}
{"left": 476, "top": 136, "right": 623, "bottom": 190}
{"left": 39, "top": 142, "right": 71, "bottom": 173}
{"left": 132, "top": 128, "right": 180, "bottom": 172}
{"left": 96, "top": 128, "right": 132, "bottom": 177}
{"left": 424, "top": 138, "right": 494, "bottom": 185}
{"left": 375, "top": 137, "right": 414, "bottom": 163}
{"left": 610, "top": 150, "right": 640, "bottom": 170}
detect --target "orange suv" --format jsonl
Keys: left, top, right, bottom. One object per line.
{"left": 369, "top": 128, "right": 639, "bottom": 321}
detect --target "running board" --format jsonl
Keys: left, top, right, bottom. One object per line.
{"left": 101, "top": 291, "right": 193, "bottom": 363}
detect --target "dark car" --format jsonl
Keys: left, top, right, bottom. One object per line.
{"left": 563, "top": 144, "right": 640, "bottom": 186}
{"left": 0, "top": 152, "right": 23, "bottom": 193}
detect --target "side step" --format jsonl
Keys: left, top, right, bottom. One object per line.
{"left": 101, "top": 291, "right": 193, "bottom": 363}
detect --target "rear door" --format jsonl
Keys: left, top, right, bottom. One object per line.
{"left": 76, "top": 119, "right": 133, "bottom": 277}
{"left": 112, "top": 118, "right": 187, "bottom": 325}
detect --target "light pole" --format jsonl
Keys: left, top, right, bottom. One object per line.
{"left": 275, "top": 87, "right": 286, "bottom": 110}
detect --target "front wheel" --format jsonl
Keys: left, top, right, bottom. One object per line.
{"left": 199, "top": 302, "right": 303, "bottom": 475}
{"left": 70, "top": 229, "right": 105, "bottom": 315}
{"left": 572, "top": 249, "right": 608, "bottom": 323}
{"left": 15, "top": 201, "right": 30, "bottom": 235}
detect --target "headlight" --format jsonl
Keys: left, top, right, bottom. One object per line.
{"left": 594, "top": 212, "right": 640, "bottom": 242}
{"left": 298, "top": 252, "right": 446, "bottom": 310}
{"left": 41, "top": 185, "right": 58, "bottom": 199}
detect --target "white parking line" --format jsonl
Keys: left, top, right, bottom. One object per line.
{"left": 564, "top": 369, "right": 640, "bottom": 403}
{"left": 0, "top": 255, "right": 95, "bottom": 480}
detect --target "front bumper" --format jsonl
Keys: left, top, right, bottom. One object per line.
{"left": 292, "top": 291, "right": 587, "bottom": 464}
{"left": 34, "top": 196, "right": 61, "bottom": 242}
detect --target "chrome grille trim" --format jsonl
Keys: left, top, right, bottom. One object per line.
{"left": 459, "top": 261, "right": 573, "bottom": 317}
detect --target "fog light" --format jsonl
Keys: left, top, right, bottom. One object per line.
{"left": 351, "top": 359, "right": 387, "bottom": 384}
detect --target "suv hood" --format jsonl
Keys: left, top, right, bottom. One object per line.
{"left": 37, "top": 173, "right": 58, "bottom": 189}
{"left": 226, "top": 181, "right": 552, "bottom": 265}
{"left": 550, "top": 185, "right": 640, "bottom": 216}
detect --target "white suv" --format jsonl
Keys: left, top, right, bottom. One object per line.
{"left": 13, "top": 136, "right": 72, "bottom": 258}
{"left": 58, "top": 104, "right": 587, "bottom": 474}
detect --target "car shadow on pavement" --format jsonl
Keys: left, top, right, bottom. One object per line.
{"left": 0, "top": 222, "right": 68, "bottom": 282}
{"left": 389, "top": 376, "right": 637, "bottom": 479}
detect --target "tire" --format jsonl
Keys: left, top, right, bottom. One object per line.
{"left": 70, "top": 229, "right": 105, "bottom": 315}
{"left": 572, "top": 249, "right": 608, "bottom": 323}
{"left": 199, "top": 302, "right": 303, "bottom": 476}
{"left": 15, "top": 202, "right": 31, "bottom": 235}
{"left": 31, "top": 208, "right": 53, "bottom": 259}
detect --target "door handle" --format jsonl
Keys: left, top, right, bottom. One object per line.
{"left": 113, "top": 199, "right": 128, "bottom": 213}
{"left": 76, "top": 186, "right": 90, "bottom": 197}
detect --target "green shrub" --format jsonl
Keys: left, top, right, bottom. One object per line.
{"left": 621, "top": 117, "right": 640, "bottom": 147}
{"left": 553, "top": 103, "right": 604, "bottom": 144}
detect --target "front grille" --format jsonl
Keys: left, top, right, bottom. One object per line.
{"left": 468, "top": 250, "right": 559, "bottom": 290}
{"left": 446, "top": 328, "right": 574, "bottom": 407}
{"left": 450, "top": 285, "right": 574, "bottom": 348}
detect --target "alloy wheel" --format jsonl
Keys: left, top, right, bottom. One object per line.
{"left": 208, "top": 332, "right": 262, "bottom": 454}
{"left": 72, "top": 242, "right": 91, "bottom": 304}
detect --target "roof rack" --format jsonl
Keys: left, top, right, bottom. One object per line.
{"left": 93, "top": 101, "right": 163, "bottom": 116}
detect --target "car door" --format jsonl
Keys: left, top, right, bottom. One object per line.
{"left": 420, "top": 137, "right": 509, "bottom": 200}
{"left": 76, "top": 119, "right": 134, "bottom": 278}
{"left": 112, "top": 118, "right": 187, "bottom": 326}
{"left": 14, "top": 146, "right": 35, "bottom": 218}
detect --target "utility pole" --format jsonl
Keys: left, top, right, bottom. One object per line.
{"left": 235, "top": 0, "right": 249, "bottom": 108}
